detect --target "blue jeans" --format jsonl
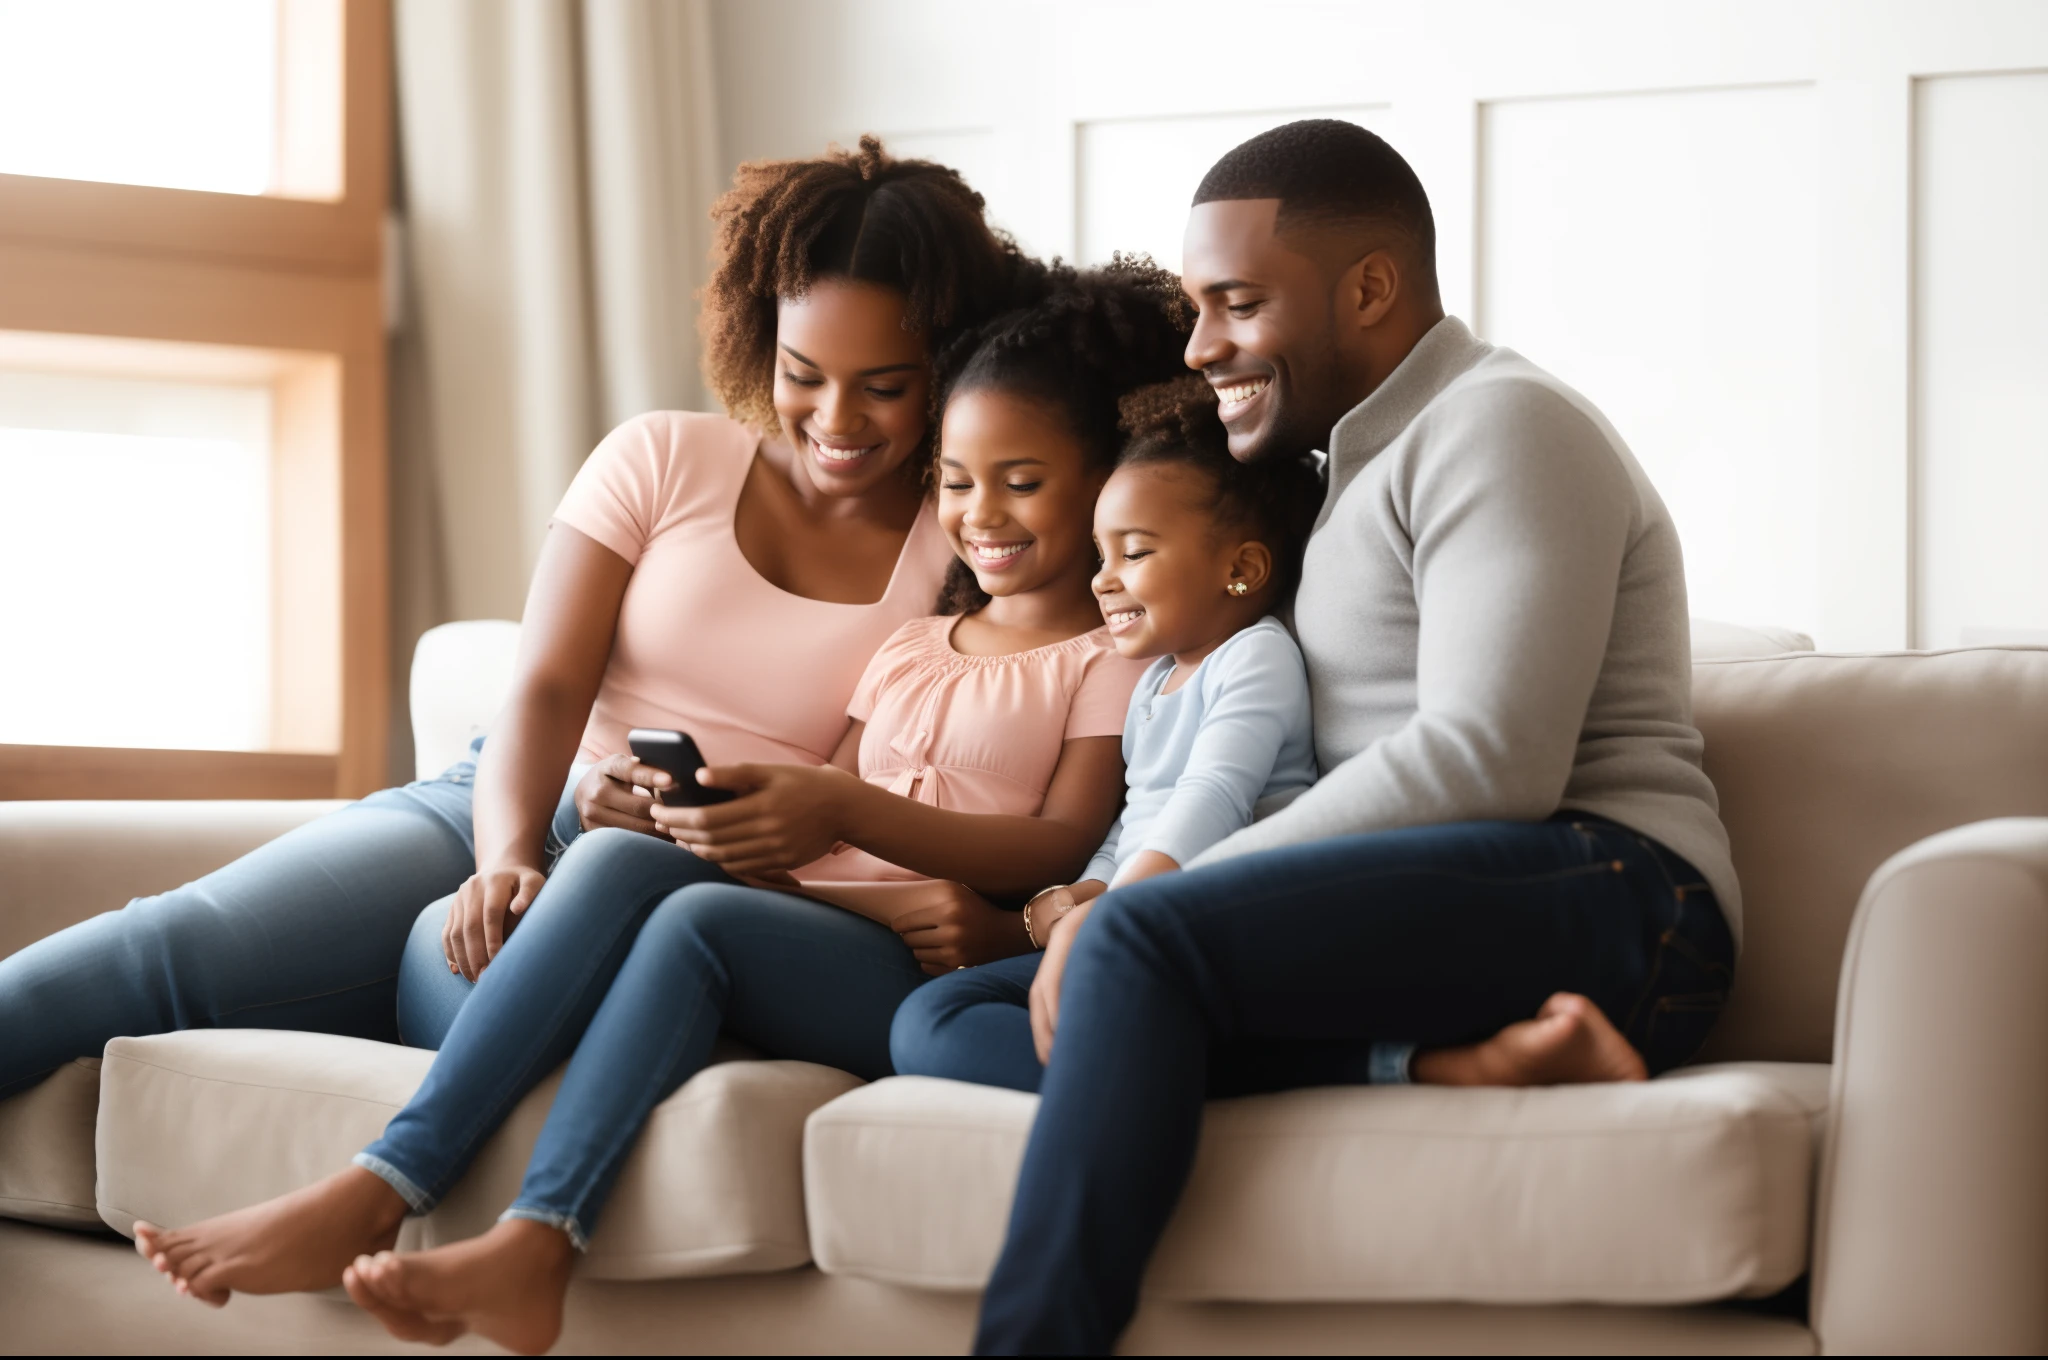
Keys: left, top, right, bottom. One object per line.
{"left": 946, "top": 814, "right": 1734, "bottom": 1355}
{"left": 0, "top": 740, "right": 584, "bottom": 1100}
{"left": 355, "top": 828, "right": 929, "bottom": 1248}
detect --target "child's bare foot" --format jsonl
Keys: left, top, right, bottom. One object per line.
{"left": 133, "top": 1165, "right": 408, "bottom": 1307}
{"left": 1412, "top": 993, "right": 1648, "bottom": 1087}
{"left": 343, "top": 1218, "right": 574, "bottom": 1355}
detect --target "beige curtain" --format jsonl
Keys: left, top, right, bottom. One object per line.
{"left": 385, "top": 0, "right": 724, "bottom": 779}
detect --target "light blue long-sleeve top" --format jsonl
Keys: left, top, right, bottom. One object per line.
{"left": 1084, "top": 616, "right": 1318, "bottom": 884}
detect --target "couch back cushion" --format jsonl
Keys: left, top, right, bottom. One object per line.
{"left": 1693, "top": 647, "right": 2048, "bottom": 1062}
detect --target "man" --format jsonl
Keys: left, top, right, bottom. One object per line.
{"left": 979, "top": 120, "right": 1741, "bottom": 1354}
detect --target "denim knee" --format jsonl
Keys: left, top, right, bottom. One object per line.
{"left": 396, "top": 895, "right": 469, "bottom": 1049}
{"left": 888, "top": 973, "right": 970, "bottom": 1078}
{"left": 629, "top": 882, "right": 752, "bottom": 968}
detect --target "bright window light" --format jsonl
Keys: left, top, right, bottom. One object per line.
{"left": 0, "top": 0, "right": 278, "bottom": 195}
{"left": 0, "top": 371, "right": 271, "bottom": 751}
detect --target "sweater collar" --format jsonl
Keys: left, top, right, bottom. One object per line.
{"left": 1322, "top": 315, "right": 1490, "bottom": 500}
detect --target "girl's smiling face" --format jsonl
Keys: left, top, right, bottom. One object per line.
{"left": 936, "top": 388, "right": 1108, "bottom": 602}
{"left": 1092, "top": 460, "right": 1271, "bottom": 661}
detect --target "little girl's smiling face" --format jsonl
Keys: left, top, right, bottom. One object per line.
{"left": 937, "top": 388, "right": 1108, "bottom": 602}
{"left": 1093, "top": 460, "right": 1271, "bottom": 663}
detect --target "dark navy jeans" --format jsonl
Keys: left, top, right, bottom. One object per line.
{"left": 0, "top": 739, "right": 585, "bottom": 1099}
{"left": 946, "top": 814, "right": 1733, "bottom": 1355}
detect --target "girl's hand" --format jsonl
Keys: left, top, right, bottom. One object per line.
{"left": 1027, "top": 878, "right": 1107, "bottom": 945}
{"left": 893, "top": 883, "right": 1038, "bottom": 976}
{"left": 653, "top": 763, "right": 858, "bottom": 876}
{"left": 1030, "top": 897, "right": 1095, "bottom": 1063}
{"left": 574, "top": 753, "right": 673, "bottom": 837}
{"left": 445, "top": 865, "right": 547, "bottom": 981}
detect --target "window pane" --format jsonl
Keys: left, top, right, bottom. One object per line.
{"left": 0, "top": 371, "right": 271, "bottom": 750}
{"left": 0, "top": 0, "right": 278, "bottom": 195}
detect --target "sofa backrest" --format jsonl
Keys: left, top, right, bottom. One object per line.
{"left": 1692, "top": 647, "right": 2048, "bottom": 1063}
{"left": 411, "top": 619, "right": 522, "bottom": 781}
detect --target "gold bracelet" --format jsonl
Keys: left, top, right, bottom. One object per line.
{"left": 1022, "top": 883, "right": 1069, "bottom": 950}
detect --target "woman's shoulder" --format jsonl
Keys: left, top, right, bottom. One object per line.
{"left": 607, "top": 410, "right": 759, "bottom": 465}
{"left": 571, "top": 411, "right": 761, "bottom": 526}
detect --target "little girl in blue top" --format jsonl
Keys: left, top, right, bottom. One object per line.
{"left": 891, "top": 376, "right": 1324, "bottom": 1091}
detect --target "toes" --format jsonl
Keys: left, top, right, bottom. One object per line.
{"left": 184, "top": 1260, "right": 234, "bottom": 1308}
{"left": 349, "top": 1254, "right": 467, "bottom": 1346}
{"left": 1538, "top": 992, "right": 1597, "bottom": 1025}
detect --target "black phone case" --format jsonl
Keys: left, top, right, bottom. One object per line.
{"left": 628, "top": 729, "right": 736, "bottom": 807}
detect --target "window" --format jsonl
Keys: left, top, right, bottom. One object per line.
{"left": 0, "top": 0, "right": 386, "bottom": 800}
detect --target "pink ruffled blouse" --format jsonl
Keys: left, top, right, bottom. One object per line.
{"left": 795, "top": 615, "right": 1147, "bottom": 886}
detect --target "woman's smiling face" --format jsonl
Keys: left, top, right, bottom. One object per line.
{"left": 773, "top": 278, "right": 931, "bottom": 497}
{"left": 936, "top": 388, "right": 1106, "bottom": 601}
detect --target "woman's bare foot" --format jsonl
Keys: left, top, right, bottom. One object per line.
{"left": 1412, "top": 993, "right": 1648, "bottom": 1087}
{"left": 343, "top": 1218, "right": 574, "bottom": 1356}
{"left": 132, "top": 1165, "right": 408, "bottom": 1307}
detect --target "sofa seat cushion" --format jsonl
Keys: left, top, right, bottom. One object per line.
{"left": 0, "top": 1059, "right": 103, "bottom": 1229}
{"left": 96, "top": 1030, "right": 860, "bottom": 1281}
{"left": 804, "top": 1061, "right": 1828, "bottom": 1305}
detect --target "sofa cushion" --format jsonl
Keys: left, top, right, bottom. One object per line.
{"left": 804, "top": 1062, "right": 1828, "bottom": 1305}
{"left": 96, "top": 1030, "right": 860, "bottom": 1281}
{"left": 1694, "top": 647, "right": 2048, "bottom": 1063}
{"left": 0, "top": 1059, "right": 102, "bottom": 1229}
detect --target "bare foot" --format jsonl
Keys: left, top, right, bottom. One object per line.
{"left": 1412, "top": 993, "right": 1648, "bottom": 1087}
{"left": 133, "top": 1165, "right": 407, "bottom": 1307}
{"left": 343, "top": 1218, "right": 574, "bottom": 1356}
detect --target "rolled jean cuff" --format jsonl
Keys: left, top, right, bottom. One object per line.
{"left": 1367, "top": 1041, "right": 1414, "bottom": 1085}
{"left": 352, "top": 1151, "right": 435, "bottom": 1214}
{"left": 501, "top": 1204, "right": 589, "bottom": 1253}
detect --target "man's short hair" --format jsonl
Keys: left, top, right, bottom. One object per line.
{"left": 1194, "top": 119, "right": 1437, "bottom": 285}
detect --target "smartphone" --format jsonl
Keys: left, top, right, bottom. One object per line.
{"left": 627, "top": 728, "right": 736, "bottom": 807}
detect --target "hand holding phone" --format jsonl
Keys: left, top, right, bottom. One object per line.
{"left": 627, "top": 728, "right": 737, "bottom": 807}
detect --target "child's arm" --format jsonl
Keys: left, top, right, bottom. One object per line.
{"left": 1111, "top": 850, "right": 1180, "bottom": 886}
{"left": 656, "top": 735, "right": 1127, "bottom": 898}
{"left": 1128, "top": 631, "right": 1309, "bottom": 871}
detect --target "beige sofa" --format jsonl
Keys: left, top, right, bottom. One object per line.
{"left": 3, "top": 623, "right": 2047, "bottom": 1355}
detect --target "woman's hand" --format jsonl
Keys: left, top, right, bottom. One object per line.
{"left": 574, "top": 753, "right": 675, "bottom": 837}
{"left": 444, "top": 865, "right": 547, "bottom": 981}
{"left": 1029, "top": 897, "right": 1095, "bottom": 1064}
{"left": 893, "top": 882, "right": 1037, "bottom": 976}
{"left": 653, "top": 763, "right": 858, "bottom": 876}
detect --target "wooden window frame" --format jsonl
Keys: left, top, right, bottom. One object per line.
{"left": 0, "top": 0, "right": 390, "bottom": 800}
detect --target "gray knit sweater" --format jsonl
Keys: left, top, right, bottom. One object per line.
{"left": 1191, "top": 317, "right": 1741, "bottom": 943}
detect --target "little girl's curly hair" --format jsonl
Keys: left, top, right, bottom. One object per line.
{"left": 1116, "top": 374, "right": 1325, "bottom": 606}
{"left": 699, "top": 135, "right": 1043, "bottom": 428}
{"left": 930, "top": 255, "right": 1194, "bottom": 614}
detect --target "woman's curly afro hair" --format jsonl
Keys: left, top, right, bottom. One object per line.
{"left": 930, "top": 255, "right": 1194, "bottom": 613}
{"left": 1116, "top": 374, "right": 1325, "bottom": 607}
{"left": 699, "top": 134, "right": 1042, "bottom": 429}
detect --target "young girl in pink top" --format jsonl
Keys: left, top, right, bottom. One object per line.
{"left": 165, "top": 263, "right": 1192, "bottom": 1353}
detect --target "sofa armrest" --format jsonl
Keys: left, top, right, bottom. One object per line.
{"left": 1812, "top": 818, "right": 2048, "bottom": 1353}
{"left": 0, "top": 800, "right": 347, "bottom": 962}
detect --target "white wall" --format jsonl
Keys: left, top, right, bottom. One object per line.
{"left": 705, "top": 0, "right": 2048, "bottom": 650}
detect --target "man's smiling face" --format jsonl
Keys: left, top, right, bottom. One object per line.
{"left": 1181, "top": 198, "right": 1358, "bottom": 463}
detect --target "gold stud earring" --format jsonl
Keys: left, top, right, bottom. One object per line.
{"left": 1227, "top": 581, "right": 1249, "bottom": 596}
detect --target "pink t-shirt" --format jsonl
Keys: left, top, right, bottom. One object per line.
{"left": 552, "top": 411, "right": 954, "bottom": 767}
{"left": 795, "top": 615, "right": 1148, "bottom": 885}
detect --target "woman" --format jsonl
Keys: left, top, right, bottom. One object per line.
{"left": 0, "top": 135, "right": 1034, "bottom": 1098}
